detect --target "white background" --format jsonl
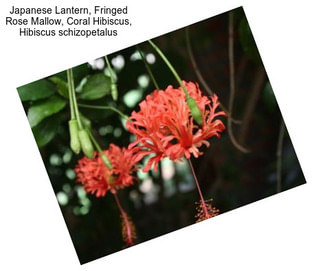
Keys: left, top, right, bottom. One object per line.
{"left": 0, "top": 0, "right": 322, "bottom": 270}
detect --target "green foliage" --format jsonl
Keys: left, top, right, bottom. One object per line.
{"left": 32, "top": 114, "right": 62, "bottom": 148}
{"left": 17, "top": 79, "right": 55, "bottom": 101}
{"left": 27, "top": 96, "right": 67, "bottom": 128}
{"left": 49, "top": 76, "right": 69, "bottom": 98}
{"left": 239, "top": 17, "right": 261, "bottom": 64}
{"left": 80, "top": 73, "right": 112, "bottom": 100}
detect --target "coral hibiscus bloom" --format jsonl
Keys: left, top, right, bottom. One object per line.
{"left": 126, "top": 81, "right": 226, "bottom": 172}
{"left": 75, "top": 144, "right": 138, "bottom": 197}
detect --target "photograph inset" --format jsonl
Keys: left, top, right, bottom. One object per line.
{"left": 17, "top": 7, "right": 306, "bottom": 264}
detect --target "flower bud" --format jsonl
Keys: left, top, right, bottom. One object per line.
{"left": 111, "top": 83, "right": 118, "bottom": 101}
{"left": 78, "top": 129, "right": 94, "bottom": 159}
{"left": 68, "top": 120, "right": 81, "bottom": 154}
{"left": 101, "top": 153, "right": 112, "bottom": 169}
{"left": 186, "top": 97, "right": 203, "bottom": 125}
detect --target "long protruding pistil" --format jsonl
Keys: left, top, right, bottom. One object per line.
{"left": 188, "top": 159, "right": 210, "bottom": 218}
{"left": 113, "top": 193, "right": 135, "bottom": 246}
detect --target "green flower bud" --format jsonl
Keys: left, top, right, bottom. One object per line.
{"left": 100, "top": 153, "right": 112, "bottom": 169}
{"left": 111, "top": 83, "right": 118, "bottom": 101}
{"left": 186, "top": 97, "right": 203, "bottom": 126}
{"left": 78, "top": 129, "right": 94, "bottom": 159}
{"left": 68, "top": 120, "right": 81, "bottom": 154}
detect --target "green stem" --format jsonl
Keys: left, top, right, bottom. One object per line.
{"left": 136, "top": 45, "right": 160, "bottom": 90}
{"left": 67, "top": 70, "right": 76, "bottom": 120}
{"left": 78, "top": 103, "right": 129, "bottom": 120}
{"left": 87, "top": 129, "right": 112, "bottom": 169}
{"left": 104, "top": 56, "right": 118, "bottom": 101}
{"left": 148, "top": 39, "right": 203, "bottom": 125}
{"left": 87, "top": 129, "right": 103, "bottom": 154}
{"left": 148, "top": 39, "right": 189, "bottom": 99}
{"left": 67, "top": 68, "right": 83, "bottom": 129}
{"left": 104, "top": 56, "right": 116, "bottom": 84}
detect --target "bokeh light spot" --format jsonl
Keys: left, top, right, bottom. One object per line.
{"left": 57, "top": 191, "right": 69, "bottom": 206}
{"left": 123, "top": 89, "right": 143, "bottom": 108}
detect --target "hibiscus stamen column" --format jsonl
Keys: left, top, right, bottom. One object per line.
{"left": 113, "top": 192, "right": 136, "bottom": 246}
{"left": 188, "top": 159, "right": 219, "bottom": 222}
{"left": 188, "top": 159, "right": 207, "bottom": 213}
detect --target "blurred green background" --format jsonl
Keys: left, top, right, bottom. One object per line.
{"left": 17, "top": 7, "right": 306, "bottom": 264}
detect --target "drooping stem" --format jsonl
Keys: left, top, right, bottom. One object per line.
{"left": 104, "top": 56, "right": 118, "bottom": 101}
{"left": 148, "top": 39, "right": 189, "bottom": 99}
{"left": 67, "top": 70, "right": 76, "bottom": 120}
{"left": 87, "top": 130, "right": 103, "bottom": 154}
{"left": 104, "top": 56, "right": 115, "bottom": 84}
{"left": 276, "top": 120, "right": 285, "bottom": 193}
{"left": 137, "top": 45, "right": 160, "bottom": 90}
{"left": 87, "top": 129, "right": 112, "bottom": 169}
{"left": 78, "top": 103, "right": 129, "bottom": 120}
{"left": 188, "top": 159, "right": 208, "bottom": 215}
{"left": 227, "top": 12, "right": 249, "bottom": 153}
{"left": 67, "top": 68, "right": 83, "bottom": 129}
{"left": 148, "top": 39, "right": 203, "bottom": 125}
{"left": 113, "top": 192, "right": 135, "bottom": 246}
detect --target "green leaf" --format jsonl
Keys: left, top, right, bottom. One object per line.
{"left": 80, "top": 73, "right": 111, "bottom": 100}
{"left": 17, "top": 79, "right": 55, "bottom": 101}
{"left": 48, "top": 76, "right": 69, "bottom": 98}
{"left": 28, "top": 96, "right": 67, "bottom": 128}
{"left": 32, "top": 114, "right": 62, "bottom": 148}
{"left": 239, "top": 17, "right": 262, "bottom": 64}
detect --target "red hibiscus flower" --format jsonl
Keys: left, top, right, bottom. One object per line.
{"left": 75, "top": 144, "right": 138, "bottom": 197}
{"left": 126, "top": 81, "right": 226, "bottom": 172}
